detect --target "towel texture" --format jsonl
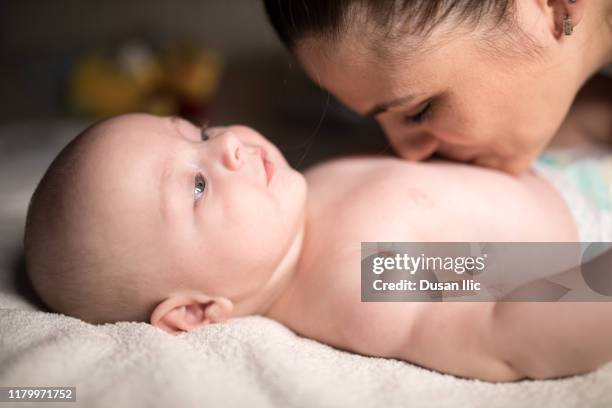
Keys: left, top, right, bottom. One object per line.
{"left": 2, "top": 305, "right": 612, "bottom": 408}
{"left": 1, "top": 122, "right": 611, "bottom": 408}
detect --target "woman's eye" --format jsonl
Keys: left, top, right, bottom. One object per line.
{"left": 405, "top": 101, "right": 432, "bottom": 125}
{"left": 194, "top": 174, "right": 206, "bottom": 200}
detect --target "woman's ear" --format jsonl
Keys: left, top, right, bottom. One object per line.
{"left": 536, "top": 0, "right": 586, "bottom": 38}
{"left": 150, "top": 292, "right": 234, "bottom": 335}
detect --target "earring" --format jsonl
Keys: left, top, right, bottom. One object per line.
{"left": 563, "top": 14, "right": 573, "bottom": 36}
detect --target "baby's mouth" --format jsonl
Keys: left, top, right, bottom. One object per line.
{"left": 260, "top": 148, "right": 274, "bottom": 185}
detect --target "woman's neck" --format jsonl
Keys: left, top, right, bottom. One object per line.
{"left": 576, "top": 0, "right": 612, "bottom": 81}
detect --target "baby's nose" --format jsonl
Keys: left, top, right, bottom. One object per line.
{"left": 216, "top": 132, "right": 243, "bottom": 171}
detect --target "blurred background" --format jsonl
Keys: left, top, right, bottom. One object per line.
{"left": 0, "top": 0, "right": 389, "bottom": 168}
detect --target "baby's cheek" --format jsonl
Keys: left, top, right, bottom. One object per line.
{"left": 227, "top": 208, "right": 281, "bottom": 268}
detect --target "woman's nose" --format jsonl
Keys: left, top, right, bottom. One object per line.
{"left": 213, "top": 131, "right": 243, "bottom": 171}
{"left": 386, "top": 127, "right": 439, "bottom": 161}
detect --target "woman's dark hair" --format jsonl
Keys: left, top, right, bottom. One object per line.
{"left": 263, "top": 0, "right": 517, "bottom": 55}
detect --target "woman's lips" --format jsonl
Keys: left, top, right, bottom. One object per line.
{"left": 260, "top": 149, "right": 274, "bottom": 185}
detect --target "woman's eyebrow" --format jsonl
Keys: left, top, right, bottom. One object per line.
{"left": 364, "top": 94, "right": 415, "bottom": 117}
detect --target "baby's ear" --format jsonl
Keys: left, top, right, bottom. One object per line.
{"left": 150, "top": 292, "right": 234, "bottom": 335}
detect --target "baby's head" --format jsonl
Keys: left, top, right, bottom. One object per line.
{"left": 24, "top": 113, "right": 307, "bottom": 333}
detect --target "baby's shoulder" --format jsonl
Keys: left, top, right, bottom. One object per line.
{"left": 302, "top": 157, "right": 433, "bottom": 249}
{"left": 304, "top": 156, "right": 429, "bottom": 196}
{"left": 304, "top": 156, "right": 442, "bottom": 209}
{"left": 304, "top": 156, "right": 392, "bottom": 180}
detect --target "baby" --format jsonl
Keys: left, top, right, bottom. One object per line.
{"left": 24, "top": 113, "right": 612, "bottom": 382}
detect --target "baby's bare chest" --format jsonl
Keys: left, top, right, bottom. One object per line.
{"left": 270, "top": 240, "right": 427, "bottom": 356}
{"left": 306, "top": 172, "right": 438, "bottom": 245}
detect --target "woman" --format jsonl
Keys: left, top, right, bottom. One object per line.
{"left": 263, "top": 0, "right": 611, "bottom": 174}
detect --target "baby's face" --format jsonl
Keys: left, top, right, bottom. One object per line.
{"left": 81, "top": 114, "right": 307, "bottom": 300}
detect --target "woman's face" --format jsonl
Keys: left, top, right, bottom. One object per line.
{"left": 294, "top": 5, "right": 578, "bottom": 174}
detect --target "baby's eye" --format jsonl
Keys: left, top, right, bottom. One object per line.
{"left": 201, "top": 129, "right": 210, "bottom": 141}
{"left": 194, "top": 174, "right": 206, "bottom": 200}
{"left": 201, "top": 121, "right": 210, "bottom": 141}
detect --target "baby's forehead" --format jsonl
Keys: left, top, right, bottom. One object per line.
{"left": 75, "top": 116, "right": 174, "bottom": 207}
{"left": 90, "top": 114, "right": 173, "bottom": 147}
{"left": 82, "top": 115, "right": 176, "bottom": 169}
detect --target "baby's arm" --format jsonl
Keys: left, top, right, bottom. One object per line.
{"left": 492, "top": 249, "right": 612, "bottom": 379}
{"left": 406, "top": 250, "right": 612, "bottom": 382}
{"left": 492, "top": 302, "right": 612, "bottom": 379}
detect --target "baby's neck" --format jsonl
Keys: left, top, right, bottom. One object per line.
{"left": 232, "top": 221, "right": 306, "bottom": 317}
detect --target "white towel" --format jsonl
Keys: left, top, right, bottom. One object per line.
{"left": 2, "top": 301, "right": 612, "bottom": 408}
